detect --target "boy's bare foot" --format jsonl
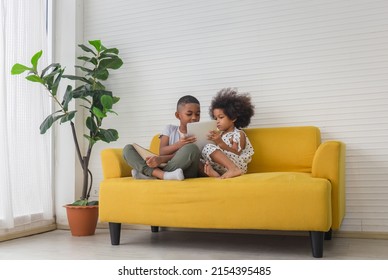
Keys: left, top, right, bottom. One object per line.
{"left": 204, "top": 161, "right": 220, "bottom": 177}
{"left": 220, "top": 167, "right": 242, "bottom": 179}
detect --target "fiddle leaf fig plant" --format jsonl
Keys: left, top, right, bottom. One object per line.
{"left": 11, "top": 40, "right": 123, "bottom": 206}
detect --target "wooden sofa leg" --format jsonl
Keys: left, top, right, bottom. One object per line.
{"left": 310, "top": 231, "right": 324, "bottom": 258}
{"left": 151, "top": 226, "right": 159, "bottom": 232}
{"left": 324, "top": 229, "right": 332, "bottom": 240}
{"left": 109, "top": 222, "right": 121, "bottom": 245}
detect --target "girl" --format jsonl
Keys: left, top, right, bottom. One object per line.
{"left": 202, "top": 88, "right": 255, "bottom": 179}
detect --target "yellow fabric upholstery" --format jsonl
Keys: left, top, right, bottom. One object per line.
{"left": 100, "top": 148, "right": 132, "bottom": 179}
{"left": 99, "top": 126, "right": 345, "bottom": 233}
{"left": 100, "top": 173, "right": 331, "bottom": 231}
{"left": 245, "top": 126, "right": 321, "bottom": 173}
{"left": 312, "top": 141, "right": 346, "bottom": 230}
{"left": 149, "top": 134, "right": 160, "bottom": 154}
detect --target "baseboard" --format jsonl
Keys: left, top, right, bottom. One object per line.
{"left": 0, "top": 224, "right": 57, "bottom": 242}
{"left": 57, "top": 222, "right": 150, "bottom": 231}
{"left": 334, "top": 231, "right": 388, "bottom": 240}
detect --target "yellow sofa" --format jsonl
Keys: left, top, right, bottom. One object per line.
{"left": 99, "top": 126, "right": 345, "bottom": 258}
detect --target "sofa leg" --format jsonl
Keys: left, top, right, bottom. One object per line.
{"left": 324, "top": 229, "right": 332, "bottom": 240}
{"left": 151, "top": 226, "right": 159, "bottom": 232}
{"left": 109, "top": 222, "right": 121, "bottom": 245}
{"left": 310, "top": 231, "right": 324, "bottom": 258}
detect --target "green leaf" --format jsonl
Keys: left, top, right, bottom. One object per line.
{"left": 98, "top": 128, "right": 119, "bottom": 143}
{"left": 93, "top": 80, "right": 106, "bottom": 90}
{"left": 51, "top": 68, "right": 64, "bottom": 96}
{"left": 45, "top": 75, "right": 54, "bottom": 90}
{"left": 71, "top": 199, "right": 88, "bottom": 206}
{"left": 86, "top": 116, "right": 98, "bottom": 133}
{"left": 78, "top": 44, "right": 96, "bottom": 55}
{"left": 101, "top": 48, "right": 119, "bottom": 55}
{"left": 88, "top": 40, "right": 102, "bottom": 52}
{"left": 77, "top": 56, "right": 97, "bottom": 65}
{"left": 101, "top": 95, "right": 113, "bottom": 110}
{"left": 92, "top": 107, "right": 106, "bottom": 119}
{"left": 26, "top": 75, "right": 44, "bottom": 83}
{"left": 71, "top": 88, "right": 89, "bottom": 99}
{"left": 87, "top": 200, "right": 99, "bottom": 206}
{"left": 112, "top": 96, "right": 120, "bottom": 104}
{"left": 41, "top": 66, "right": 62, "bottom": 90}
{"left": 62, "top": 85, "right": 73, "bottom": 111}
{"left": 99, "top": 53, "right": 119, "bottom": 60}
{"left": 41, "top": 63, "right": 61, "bottom": 78}
{"left": 60, "top": 110, "right": 76, "bottom": 124}
{"left": 75, "top": 65, "right": 93, "bottom": 74}
{"left": 99, "top": 57, "right": 123, "bottom": 70}
{"left": 31, "top": 50, "right": 43, "bottom": 71}
{"left": 106, "top": 109, "right": 118, "bottom": 116}
{"left": 84, "top": 134, "right": 97, "bottom": 145}
{"left": 39, "top": 112, "right": 65, "bottom": 134}
{"left": 63, "top": 75, "right": 91, "bottom": 84}
{"left": 94, "top": 68, "right": 109, "bottom": 80}
{"left": 11, "top": 63, "right": 33, "bottom": 75}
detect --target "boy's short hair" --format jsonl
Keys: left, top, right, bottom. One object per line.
{"left": 177, "top": 95, "right": 200, "bottom": 110}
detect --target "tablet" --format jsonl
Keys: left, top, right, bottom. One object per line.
{"left": 187, "top": 120, "right": 217, "bottom": 150}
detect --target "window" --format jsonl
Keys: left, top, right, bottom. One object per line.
{"left": 0, "top": 0, "right": 54, "bottom": 238}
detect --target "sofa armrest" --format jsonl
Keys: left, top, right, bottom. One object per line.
{"left": 100, "top": 148, "right": 132, "bottom": 179}
{"left": 312, "top": 141, "right": 346, "bottom": 230}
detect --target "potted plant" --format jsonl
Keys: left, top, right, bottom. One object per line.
{"left": 11, "top": 40, "right": 123, "bottom": 236}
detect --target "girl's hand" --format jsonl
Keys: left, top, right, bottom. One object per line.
{"left": 207, "top": 130, "right": 222, "bottom": 145}
{"left": 230, "top": 136, "right": 238, "bottom": 150}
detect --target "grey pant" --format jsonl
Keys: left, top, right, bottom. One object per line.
{"left": 122, "top": 143, "right": 201, "bottom": 178}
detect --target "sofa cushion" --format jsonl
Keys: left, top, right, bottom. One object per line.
{"left": 245, "top": 126, "right": 321, "bottom": 173}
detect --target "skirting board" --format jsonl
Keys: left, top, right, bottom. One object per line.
{"left": 0, "top": 224, "right": 57, "bottom": 242}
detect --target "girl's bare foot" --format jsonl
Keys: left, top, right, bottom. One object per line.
{"left": 204, "top": 161, "right": 220, "bottom": 177}
{"left": 220, "top": 166, "right": 242, "bottom": 179}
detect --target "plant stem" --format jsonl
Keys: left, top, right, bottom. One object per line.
{"left": 70, "top": 122, "right": 83, "bottom": 165}
{"left": 70, "top": 121, "right": 89, "bottom": 200}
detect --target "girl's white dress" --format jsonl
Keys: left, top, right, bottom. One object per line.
{"left": 201, "top": 127, "right": 254, "bottom": 175}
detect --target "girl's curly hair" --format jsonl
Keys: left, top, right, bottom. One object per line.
{"left": 209, "top": 88, "right": 255, "bottom": 128}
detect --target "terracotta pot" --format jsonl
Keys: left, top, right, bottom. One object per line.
{"left": 64, "top": 205, "right": 99, "bottom": 236}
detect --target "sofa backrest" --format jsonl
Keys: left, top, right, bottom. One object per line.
{"left": 149, "top": 126, "right": 321, "bottom": 174}
{"left": 149, "top": 134, "right": 161, "bottom": 154}
{"left": 244, "top": 126, "right": 321, "bottom": 173}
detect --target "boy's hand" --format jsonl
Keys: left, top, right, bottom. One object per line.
{"left": 177, "top": 135, "right": 197, "bottom": 147}
{"left": 145, "top": 156, "right": 163, "bottom": 168}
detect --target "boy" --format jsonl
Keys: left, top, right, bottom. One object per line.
{"left": 123, "top": 95, "right": 201, "bottom": 180}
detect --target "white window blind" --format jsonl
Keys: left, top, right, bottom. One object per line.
{"left": 0, "top": 0, "right": 54, "bottom": 236}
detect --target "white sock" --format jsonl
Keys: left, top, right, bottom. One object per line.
{"left": 131, "top": 169, "right": 155, "bottom": 180}
{"left": 163, "top": 168, "right": 184, "bottom": 180}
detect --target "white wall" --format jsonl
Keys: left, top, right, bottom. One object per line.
{"left": 56, "top": 0, "right": 388, "bottom": 233}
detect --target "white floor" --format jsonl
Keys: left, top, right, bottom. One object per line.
{"left": 1, "top": 228, "right": 388, "bottom": 260}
